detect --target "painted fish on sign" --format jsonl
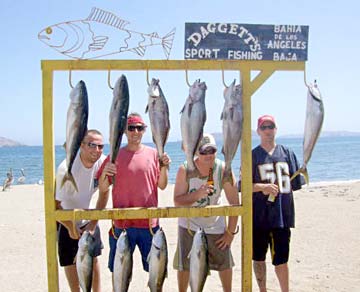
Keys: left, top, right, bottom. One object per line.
{"left": 184, "top": 23, "right": 309, "bottom": 61}
{"left": 38, "top": 7, "right": 175, "bottom": 59}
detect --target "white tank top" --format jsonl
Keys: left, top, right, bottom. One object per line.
{"left": 178, "top": 158, "right": 226, "bottom": 234}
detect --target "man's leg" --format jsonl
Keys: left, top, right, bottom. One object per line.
{"left": 218, "top": 268, "right": 232, "bottom": 292}
{"left": 275, "top": 263, "right": 289, "bottom": 292}
{"left": 64, "top": 264, "right": 80, "bottom": 292}
{"left": 177, "top": 270, "right": 190, "bottom": 292}
{"left": 92, "top": 257, "right": 101, "bottom": 292}
{"left": 253, "top": 260, "right": 267, "bottom": 292}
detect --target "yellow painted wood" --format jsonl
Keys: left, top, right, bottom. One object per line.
{"left": 240, "top": 68, "right": 253, "bottom": 292}
{"left": 42, "top": 69, "right": 59, "bottom": 292}
{"left": 41, "top": 59, "right": 305, "bottom": 72}
{"left": 41, "top": 59, "right": 305, "bottom": 292}
{"left": 54, "top": 205, "right": 244, "bottom": 221}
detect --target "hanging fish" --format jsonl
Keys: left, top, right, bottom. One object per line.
{"left": 62, "top": 80, "right": 89, "bottom": 192}
{"left": 147, "top": 228, "right": 168, "bottom": 292}
{"left": 109, "top": 75, "right": 130, "bottom": 166}
{"left": 146, "top": 78, "right": 170, "bottom": 163}
{"left": 113, "top": 230, "right": 133, "bottom": 292}
{"left": 189, "top": 228, "right": 209, "bottom": 292}
{"left": 38, "top": 7, "right": 175, "bottom": 59}
{"left": 291, "top": 81, "right": 324, "bottom": 183}
{"left": 180, "top": 79, "right": 207, "bottom": 177}
{"left": 221, "top": 79, "right": 243, "bottom": 184}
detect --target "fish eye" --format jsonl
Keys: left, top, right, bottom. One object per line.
{"left": 46, "top": 27, "right": 52, "bottom": 34}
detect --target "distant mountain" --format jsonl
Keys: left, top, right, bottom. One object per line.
{"left": 0, "top": 137, "right": 24, "bottom": 147}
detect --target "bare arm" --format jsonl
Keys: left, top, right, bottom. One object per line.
{"left": 86, "top": 186, "right": 110, "bottom": 233}
{"left": 173, "top": 165, "right": 212, "bottom": 207}
{"left": 55, "top": 200, "right": 80, "bottom": 239}
{"left": 216, "top": 171, "right": 240, "bottom": 250}
{"left": 158, "top": 153, "right": 171, "bottom": 190}
{"left": 223, "top": 172, "right": 240, "bottom": 234}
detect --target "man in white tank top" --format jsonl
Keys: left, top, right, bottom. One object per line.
{"left": 173, "top": 133, "right": 240, "bottom": 292}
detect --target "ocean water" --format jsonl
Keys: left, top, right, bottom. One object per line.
{"left": 0, "top": 136, "right": 359, "bottom": 185}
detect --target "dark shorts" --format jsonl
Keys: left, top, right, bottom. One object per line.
{"left": 173, "top": 226, "right": 234, "bottom": 271}
{"left": 108, "top": 226, "right": 159, "bottom": 272}
{"left": 253, "top": 227, "right": 291, "bottom": 266}
{"left": 57, "top": 223, "right": 103, "bottom": 267}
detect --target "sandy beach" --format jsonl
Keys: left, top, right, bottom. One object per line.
{"left": 0, "top": 181, "right": 359, "bottom": 292}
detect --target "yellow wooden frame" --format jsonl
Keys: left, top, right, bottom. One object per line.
{"left": 41, "top": 59, "right": 305, "bottom": 292}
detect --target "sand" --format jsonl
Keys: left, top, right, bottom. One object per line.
{"left": 0, "top": 181, "right": 359, "bottom": 292}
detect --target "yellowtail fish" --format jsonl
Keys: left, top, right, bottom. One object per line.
{"left": 147, "top": 228, "right": 168, "bottom": 292}
{"left": 291, "top": 81, "right": 324, "bottom": 183}
{"left": 62, "top": 80, "right": 88, "bottom": 192}
{"left": 76, "top": 231, "right": 96, "bottom": 292}
{"left": 189, "top": 228, "right": 209, "bottom": 292}
{"left": 180, "top": 80, "right": 207, "bottom": 177}
{"left": 221, "top": 79, "right": 243, "bottom": 184}
{"left": 146, "top": 78, "right": 170, "bottom": 162}
{"left": 113, "top": 230, "right": 133, "bottom": 292}
{"left": 38, "top": 7, "right": 175, "bottom": 59}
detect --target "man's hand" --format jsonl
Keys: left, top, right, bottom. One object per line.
{"left": 67, "top": 223, "right": 80, "bottom": 240}
{"left": 159, "top": 152, "right": 171, "bottom": 168}
{"left": 262, "top": 183, "right": 279, "bottom": 197}
{"left": 215, "top": 232, "right": 234, "bottom": 251}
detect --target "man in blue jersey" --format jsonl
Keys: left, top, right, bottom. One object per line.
{"left": 246, "top": 115, "right": 304, "bottom": 292}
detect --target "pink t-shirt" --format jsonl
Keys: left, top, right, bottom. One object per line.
{"left": 98, "top": 145, "right": 160, "bottom": 228}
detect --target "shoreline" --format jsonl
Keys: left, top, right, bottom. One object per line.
{"left": 14, "top": 178, "right": 360, "bottom": 187}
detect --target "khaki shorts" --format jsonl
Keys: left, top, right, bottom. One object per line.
{"left": 173, "top": 226, "right": 235, "bottom": 271}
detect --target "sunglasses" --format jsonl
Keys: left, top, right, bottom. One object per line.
{"left": 199, "top": 147, "right": 217, "bottom": 155}
{"left": 260, "top": 124, "right": 275, "bottom": 130}
{"left": 87, "top": 142, "right": 104, "bottom": 150}
{"left": 128, "top": 125, "right": 146, "bottom": 132}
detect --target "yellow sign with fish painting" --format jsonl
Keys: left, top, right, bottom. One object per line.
{"left": 38, "top": 7, "right": 175, "bottom": 59}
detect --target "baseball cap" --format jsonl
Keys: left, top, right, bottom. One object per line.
{"left": 198, "top": 133, "right": 217, "bottom": 152}
{"left": 127, "top": 115, "right": 146, "bottom": 125}
{"left": 257, "top": 115, "right": 276, "bottom": 128}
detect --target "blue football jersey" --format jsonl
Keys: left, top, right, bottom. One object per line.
{"left": 251, "top": 144, "right": 303, "bottom": 229}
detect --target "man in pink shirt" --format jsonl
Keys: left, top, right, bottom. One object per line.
{"left": 97, "top": 113, "right": 171, "bottom": 280}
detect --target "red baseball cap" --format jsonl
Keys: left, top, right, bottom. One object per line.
{"left": 257, "top": 115, "right": 276, "bottom": 128}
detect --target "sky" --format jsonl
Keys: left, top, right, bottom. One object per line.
{"left": 1, "top": 0, "right": 359, "bottom": 146}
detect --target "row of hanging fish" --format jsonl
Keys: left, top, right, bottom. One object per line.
{"left": 180, "top": 78, "right": 243, "bottom": 181}
{"left": 61, "top": 75, "right": 323, "bottom": 193}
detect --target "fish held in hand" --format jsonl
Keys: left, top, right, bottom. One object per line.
{"left": 291, "top": 81, "right": 324, "bottom": 183}
{"left": 221, "top": 79, "right": 243, "bottom": 184}
{"left": 180, "top": 79, "right": 207, "bottom": 177}
{"left": 62, "top": 80, "right": 89, "bottom": 192}
{"left": 146, "top": 78, "right": 170, "bottom": 163}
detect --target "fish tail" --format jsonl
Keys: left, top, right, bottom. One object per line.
{"left": 290, "top": 167, "right": 309, "bottom": 185}
{"left": 161, "top": 28, "right": 176, "bottom": 59}
{"left": 61, "top": 172, "right": 79, "bottom": 192}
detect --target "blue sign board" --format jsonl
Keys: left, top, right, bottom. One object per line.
{"left": 184, "top": 23, "right": 309, "bottom": 61}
